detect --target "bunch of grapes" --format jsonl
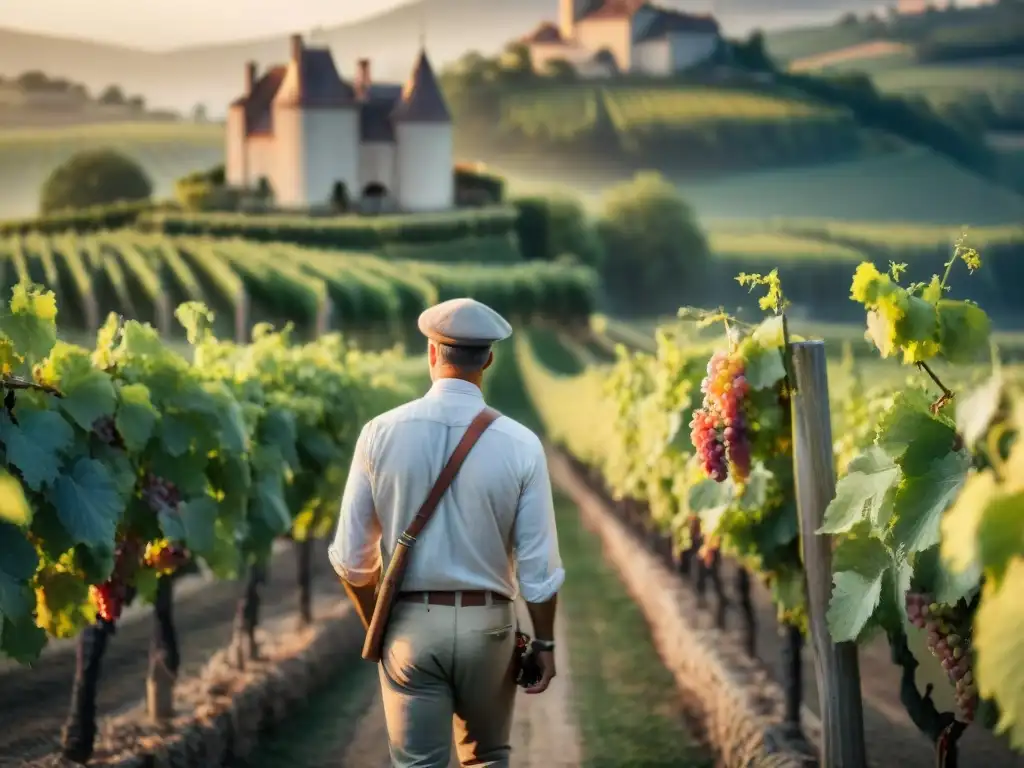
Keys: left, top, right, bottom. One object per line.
{"left": 905, "top": 592, "right": 978, "bottom": 722}
{"left": 144, "top": 539, "right": 189, "bottom": 575}
{"left": 90, "top": 580, "right": 127, "bottom": 623}
{"left": 141, "top": 473, "right": 181, "bottom": 514}
{"left": 689, "top": 350, "right": 753, "bottom": 483}
{"left": 91, "top": 415, "right": 123, "bottom": 449}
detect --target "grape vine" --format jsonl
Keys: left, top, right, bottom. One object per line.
{"left": 0, "top": 285, "right": 414, "bottom": 665}
{"left": 821, "top": 243, "right": 1024, "bottom": 755}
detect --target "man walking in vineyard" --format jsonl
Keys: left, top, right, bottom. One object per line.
{"left": 328, "top": 297, "right": 565, "bottom": 768}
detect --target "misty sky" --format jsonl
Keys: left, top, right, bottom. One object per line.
{"left": 2, "top": 0, "right": 415, "bottom": 49}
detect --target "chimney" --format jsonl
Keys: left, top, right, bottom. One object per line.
{"left": 356, "top": 58, "right": 371, "bottom": 98}
{"left": 245, "top": 61, "right": 257, "bottom": 95}
{"left": 290, "top": 33, "right": 303, "bottom": 64}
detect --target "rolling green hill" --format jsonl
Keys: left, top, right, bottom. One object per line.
{"left": 0, "top": 121, "right": 223, "bottom": 218}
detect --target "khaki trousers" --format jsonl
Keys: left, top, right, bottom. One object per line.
{"left": 378, "top": 593, "right": 517, "bottom": 768}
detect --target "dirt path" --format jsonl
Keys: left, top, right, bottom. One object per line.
{"left": 0, "top": 541, "right": 341, "bottom": 763}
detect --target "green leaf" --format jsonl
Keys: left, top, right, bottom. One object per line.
{"left": 0, "top": 470, "right": 31, "bottom": 526}
{"left": 147, "top": 449, "right": 208, "bottom": 498}
{"left": 974, "top": 557, "right": 1024, "bottom": 750}
{"left": 57, "top": 358, "right": 116, "bottom": 431}
{"left": 48, "top": 458, "right": 124, "bottom": 548}
{"left": 115, "top": 383, "right": 157, "bottom": 452}
{"left": 0, "top": 521, "right": 38, "bottom": 623}
{"left": 737, "top": 463, "right": 771, "bottom": 512}
{"left": 892, "top": 452, "right": 970, "bottom": 554}
{"left": 133, "top": 568, "right": 159, "bottom": 604}
{"left": 976, "top": 490, "right": 1024, "bottom": 585}
{"left": 260, "top": 408, "right": 298, "bottom": 469}
{"left": 744, "top": 345, "right": 786, "bottom": 390}
{"left": 878, "top": 394, "right": 958, "bottom": 477}
{"left": 158, "top": 412, "right": 194, "bottom": 457}
{"left": 0, "top": 409, "right": 73, "bottom": 491}
{"left": 819, "top": 447, "right": 900, "bottom": 534}
{"left": 915, "top": 547, "right": 980, "bottom": 607}
{"left": 866, "top": 310, "right": 896, "bottom": 359}
{"left": 178, "top": 496, "right": 219, "bottom": 555}
{"left": 937, "top": 300, "right": 990, "bottom": 365}
{"left": 1, "top": 613, "right": 47, "bottom": 663}
{"left": 827, "top": 535, "right": 892, "bottom": 642}
{"left": 897, "top": 295, "right": 939, "bottom": 344}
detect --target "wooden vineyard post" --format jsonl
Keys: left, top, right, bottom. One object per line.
{"left": 789, "top": 341, "right": 867, "bottom": 768}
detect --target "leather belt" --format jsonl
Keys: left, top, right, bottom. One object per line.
{"left": 398, "top": 590, "right": 511, "bottom": 607}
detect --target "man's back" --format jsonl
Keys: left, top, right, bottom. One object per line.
{"left": 348, "top": 377, "right": 556, "bottom": 601}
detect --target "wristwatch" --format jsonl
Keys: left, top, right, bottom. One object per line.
{"left": 531, "top": 638, "right": 555, "bottom": 652}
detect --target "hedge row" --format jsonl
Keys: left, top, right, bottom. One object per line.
{"left": 0, "top": 200, "right": 158, "bottom": 236}
{"left": 136, "top": 206, "right": 521, "bottom": 254}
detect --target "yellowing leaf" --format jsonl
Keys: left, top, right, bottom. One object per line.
{"left": 974, "top": 557, "right": 1024, "bottom": 750}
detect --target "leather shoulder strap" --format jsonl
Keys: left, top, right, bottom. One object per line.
{"left": 401, "top": 406, "right": 500, "bottom": 544}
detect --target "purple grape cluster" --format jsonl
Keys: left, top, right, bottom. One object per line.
{"left": 689, "top": 351, "right": 753, "bottom": 483}
{"left": 906, "top": 591, "right": 977, "bottom": 722}
{"left": 141, "top": 473, "right": 181, "bottom": 514}
{"left": 92, "top": 415, "right": 123, "bottom": 448}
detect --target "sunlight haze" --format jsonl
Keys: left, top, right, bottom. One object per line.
{"left": 1, "top": 0, "right": 414, "bottom": 48}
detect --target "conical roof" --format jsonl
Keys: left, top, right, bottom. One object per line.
{"left": 391, "top": 50, "right": 451, "bottom": 124}
{"left": 273, "top": 47, "right": 356, "bottom": 109}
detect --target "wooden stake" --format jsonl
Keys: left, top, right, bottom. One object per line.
{"left": 789, "top": 340, "right": 867, "bottom": 768}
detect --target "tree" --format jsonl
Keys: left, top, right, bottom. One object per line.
{"left": 98, "top": 85, "right": 126, "bottom": 105}
{"left": 39, "top": 149, "right": 152, "bottom": 214}
{"left": 331, "top": 181, "right": 350, "bottom": 212}
{"left": 595, "top": 172, "right": 708, "bottom": 313}
{"left": 193, "top": 103, "right": 208, "bottom": 123}
{"left": 542, "top": 57, "right": 577, "bottom": 81}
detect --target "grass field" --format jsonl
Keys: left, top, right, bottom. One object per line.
{"left": 687, "top": 147, "right": 1024, "bottom": 225}
{"left": 0, "top": 121, "right": 223, "bottom": 218}
{"left": 501, "top": 145, "right": 1024, "bottom": 225}
{"left": 708, "top": 230, "right": 864, "bottom": 263}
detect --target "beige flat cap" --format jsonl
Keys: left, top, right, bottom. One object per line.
{"left": 418, "top": 298, "right": 512, "bottom": 346}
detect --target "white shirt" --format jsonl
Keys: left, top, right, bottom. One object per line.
{"left": 327, "top": 377, "right": 565, "bottom": 604}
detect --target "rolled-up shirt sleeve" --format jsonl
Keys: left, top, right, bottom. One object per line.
{"left": 327, "top": 422, "right": 382, "bottom": 586}
{"left": 513, "top": 444, "right": 565, "bottom": 603}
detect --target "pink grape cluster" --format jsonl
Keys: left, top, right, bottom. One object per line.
{"left": 144, "top": 539, "right": 189, "bottom": 575}
{"left": 906, "top": 592, "right": 978, "bottom": 722}
{"left": 89, "top": 538, "right": 141, "bottom": 623}
{"left": 690, "top": 351, "right": 753, "bottom": 483}
{"left": 141, "top": 473, "right": 181, "bottom": 514}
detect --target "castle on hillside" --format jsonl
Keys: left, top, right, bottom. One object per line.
{"left": 521, "top": 0, "right": 723, "bottom": 77}
{"left": 225, "top": 34, "right": 454, "bottom": 212}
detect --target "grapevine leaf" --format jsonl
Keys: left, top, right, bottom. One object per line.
{"left": 819, "top": 447, "right": 900, "bottom": 534}
{"left": 178, "top": 496, "right": 219, "bottom": 555}
{"left": 73, "top": 542, "right": 115, "bottom": 584}
{"left": 689, "top": 477, "right": 730, "bottom": 512}
{"left": 877, "top": 395, "right": 958, "bottom": 477}
{"left": 29, "top": 504, "right": 74, "bottom": 561}
{"left": 916, "top": 547, "right": 980, "bottom": 608}
{"left": 751, "top": 315, "right": 784, "bottom": 347}
{"left": 827, "top": 534, "right": 891, "bottom": 642}
{"left": 975, "top": 490, "right": 1024, "bottom": 585}
{"left": 115, "top": 383, "right": 157, "bottom": 452}
{"left": 0, "top": 409, "right": 73, "bottom": 491}
{"left": 957, "top": 373, "right": 1004, "bottom": 452}
{"left": 0, "top": 470, "right": 31, "bottom": 526}
{"left": 1, "top": 613, "right": 47, "bottom": 663}
{"left": 159, "top": 412, "right": 194, "bottom": 457}
{"left": 0, "top": 284, "right": 58, "bottom": 372}
{"left": 48, "top": 458, "right": 123, "bottom": 548}
{"left": 737, "top": 464, "right": 771, "bottom": 512}
{"left": 34, "top": 570, "right": 94, "bottom": 638}
{"left": 133, "top": 568, "right": 159, "bottom": 604}
{"left": 974, "top": 557, "right": 1024, "bottom": 750}
{"left": 896, "top": 295, "right": 940, "bottom": 363}
{"left": 260, "top": 408, "right": 298, "bottom": 469}
{"left": 57, "top": 360, "right": 117, "bottom": 431}
{"left": 0, "top": 521, "right": 38, "bottom": 621}
{"left": 937, "top": 300, "right": 990, "bottom": 365}
{"left": 891, "top": 452, "right": 970, "bottom": 555}
{"left": 297, "top": 427, "right": 340, "bottom": 468}
{"left": 743, "top": 345, "right": 786, "bottom": 390}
